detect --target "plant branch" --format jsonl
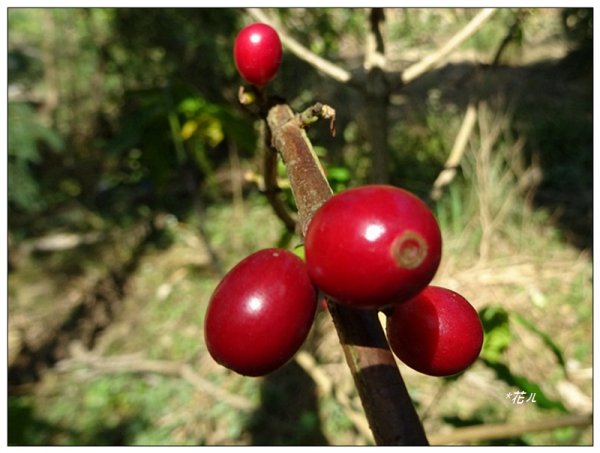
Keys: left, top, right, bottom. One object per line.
{"left": 364, "top": 8, "right": 390, "bottom": 183}
{"left": 265, "top": 103, "right": 333, "bottom": 237}
{"left": 295, "top": 351, "right": 374, "bottom": 443}
{"left": 327, "top": 302, "right": 429, "bottom": 445}
{"left": 430, "top": 101, "right": 478, "bottom": 200}
{"left": 246, "top": 8, "right": 353, "bottom": 85}
{"left": 261, "top": 122, "right": 298, "bottom": 233}
{"left": 401, "top": 8, "right": 497, "bottom": 85}
{"left": 56, "top": 352, "right": 255, "bottom": 412}
{"left": 265, "top": 100, "right": 429, "bottom": 445}
{"left": 429, "top": 412, "right": 592, "bottom": 445}
{"left": 491, "top": 10, "right": 526, "bottom": 67}
{"left": 364, "top": 8, "right": 386, "bottom": 72}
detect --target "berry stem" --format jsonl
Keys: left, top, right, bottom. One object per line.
{"left": 265, "top": 101, "right": 429, "bottom": 446}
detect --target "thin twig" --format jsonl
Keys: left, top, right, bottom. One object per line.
{"left": 491, "top": 10, "right": 527, "bottom": 67}
{"left": 401, "top": 8, "right": 497, "bottom": 85}
{"left": 228, "top": 141, "right": 246, "bottom": 252}
{"left": 429, "top": 412, "right": 592, "bottom": 445}
{"left": 364, "top": 8, "right": 386, "bottom": 72}
{"left": 262, "top": 122, "right": 297, "bottom": 233}
{"left": 364, "top": 8, "right": 390, "bottom": 183}
{"left": 246, "top": 8, "right": 353, "bottom": 85}
{"left": 298, "top": 102, "right": 337, "bottom": 136}
{"left": 430, "top": 102, "right": 478, "bottom": 200}
{"left": 295, "top": 351, "right": 373, "bottom": 443}
{"left": 57, "top": 353, "right": 255, "bottom": 412}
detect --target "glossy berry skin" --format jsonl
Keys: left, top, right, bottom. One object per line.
{"left": 305, "top": 185, "right": 442, "bottom": 309}
{"left": 233, "top": 22, "right": 282, "bottom": 86}
{"left": 386, "top": 286, "right": 483, "bottom": 377}
{"left": 204, "top": 248, "right": 317, "bottom": 377}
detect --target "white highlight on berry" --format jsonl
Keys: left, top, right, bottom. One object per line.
{"left": 364, "top": 224, "right": 385, "bottom": 242}
{"left": 248, "top": 296, "right": 263, "bottom": 313}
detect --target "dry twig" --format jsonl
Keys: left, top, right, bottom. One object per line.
{"left": 401, "top": 8, "right": 497, "bottom": 84}
{"left": 429, "top": 412, "right": 592, "bottom": 445}
{"left": 295, "top": 351, "right": 373, "bottom": 442}
{"left": 57, "top": 352, "right": 254, "bottom": 412}
{"left": 430, "top": 102, "right": 478, "bottom": 200}
{"left": 246, "top": 8, "right": 352, "bottom": 84}
{"left": 262, "top": 123, "right": 298, "bottom": 233}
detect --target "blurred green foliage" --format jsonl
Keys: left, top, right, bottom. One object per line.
{"left": 479, "top": 306, "right": 567, "bottom": 412}
{"left": 8, "top": 8, "right": 251, "bottom": 228}
{"left": 8, "top": 103, "right": 65, "bottom": 212}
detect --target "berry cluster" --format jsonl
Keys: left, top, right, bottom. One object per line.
{"left": 205, "top": 24, "right": 483, "bottom": 378}
{"left": 306, "top": 185, "right": 483, "bottom": 377}
{"left": 205, "top": 185, "right": 483, "bottom": 377}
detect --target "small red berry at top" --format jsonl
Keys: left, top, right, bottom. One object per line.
{"left": 234, "top": 22, "right": 282, "bottom": 86}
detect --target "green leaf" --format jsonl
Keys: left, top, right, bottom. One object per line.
{"left": 481, "top": 359, "right": 568, "bottom": 412}
{"left": 327, "top": 166, "right": 352, "bottom": 183}
{"left": 477, "top": 306, "right": 567, "bottom": 412}
{"left": 478, "top": 305, "right": 511, "bottom": 363}
{"left": 178, "top": 96, "right": 206, "bottom": 116}
{"left": 292, "top": 245, "right": 305, "bottom": 261}
{"left": 513, "top": 312, "right": 568, "bottom": 377}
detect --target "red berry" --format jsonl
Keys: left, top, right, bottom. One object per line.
{"left": 386, "top": 286, "right": 483, "bottom": 377}
{"left": 305, "top": 185, "right": 442, "bottom": 309}
{"left": 204, "top": 248, "right": 317, "bottom": 376}
{"left": 233, "top": 22, "right": 282, "bottom": 86}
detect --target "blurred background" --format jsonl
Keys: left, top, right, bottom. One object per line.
{"left": 7, "top": 8, "right": 592, "bottom": 445}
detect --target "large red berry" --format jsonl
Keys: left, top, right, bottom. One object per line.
{"left": 233, "top": 22, "right": 282, "bottom": 86}
{"left": 386, "top": 286, "right": 483, "bottom": 377}
{"left": 305, "top": 185, "right": 442, "bottom": 309}
{"left": 204, "top": 248, "right": 317, "bottom": 376}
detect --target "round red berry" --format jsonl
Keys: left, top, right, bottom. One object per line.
{"left": 204, "top": 248, "right": 317, "bottom": 377}
{"left": 305, "top": 185, "right": 442, "bottom": 309}
{"left": 233, "top": 22, "right": 282, "bottom": 86}
{"left": 386, "top": 286, "right": 483, "bottom": 377}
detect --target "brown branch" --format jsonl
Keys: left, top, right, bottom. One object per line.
{"left": 261, "top": 122, "right": 298, "bottom": 233}
{"left": 297, "top": 102, "right": 336, "bottom": 136}
{"left": 430, "top": 101, "right": 478, "bottom": 200}
{"left": 491, "top": 10, "right": 527, "bottom": 67}
{"left": 265, "top": 103, "right": 333, "bottom": 237}
{"left": 401, "top": 8, "right": 497, "bottom": 85}
{"left": 364, "top": 8, "right": 390, "bottom": 183}
{"left": 327, "top": 302, "right": 429, "bottom": 445}
{"left": 246, "top": 8, "right": 353, "bottom": 85}
{"left": 265, "top": 101, "right": 429, "bottom": 445}
{"left": 364, "top": 8, "right": 386, "bottom": 72}
{"left": 429, "top": 412, "right": 592, "bottom": 445}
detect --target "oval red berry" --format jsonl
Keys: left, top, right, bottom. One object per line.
{"left": 234, "top": 22, "right": 282, "bottom": 86}
{"left": 386, "top": 286, "right": 484, "bottom": 377}
{"left": 204, "top": 248, "right": 317, "bottom": 376}
{"left": 305, "top": 185, "right": 442, "bottom": 309}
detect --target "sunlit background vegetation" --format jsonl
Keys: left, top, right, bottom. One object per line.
{"left": 7, "top": 8, "right": 592, "bottom": 445}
